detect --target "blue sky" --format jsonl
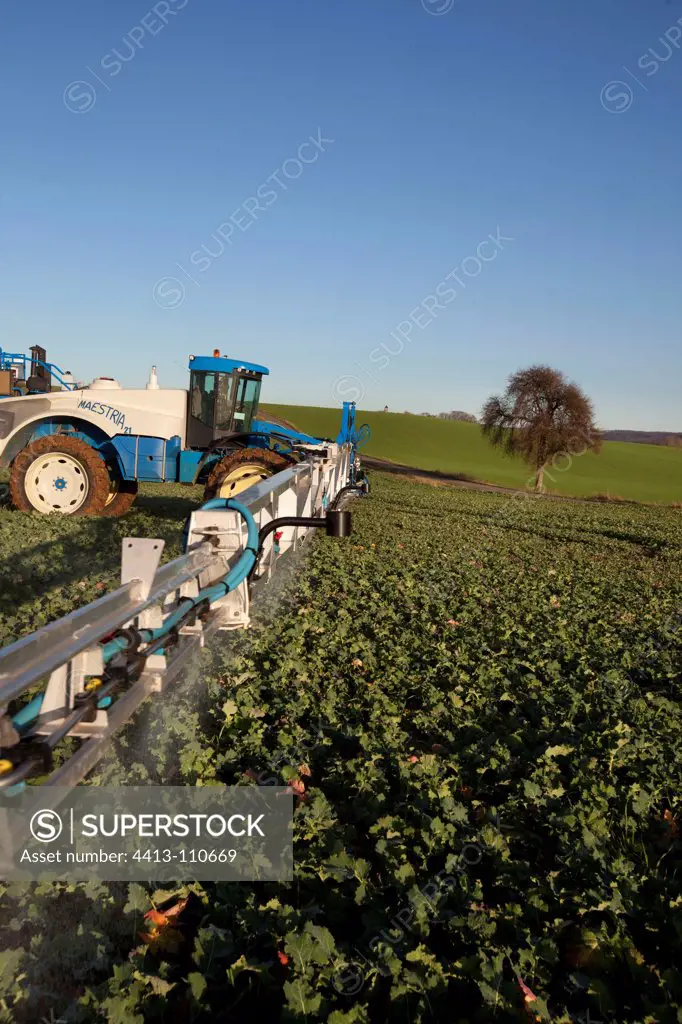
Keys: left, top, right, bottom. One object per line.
{"left": 1, "top": 0, "right": 680, "bottom": 429}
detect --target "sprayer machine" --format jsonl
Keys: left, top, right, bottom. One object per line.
{"left": 0, "top": 348, "right": 371, "bottom": 795}
{"left": 0, "top": 346, "right": 369, "bottom": 515}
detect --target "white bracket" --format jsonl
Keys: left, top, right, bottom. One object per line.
{"left": 36, "top": 645, "right": 109, "bottom": 738}
{"left": 214, "top": 581, "right": 250, "bottom": 631}
{"left": 121, "top": 538, "right": 165, "bottom": 600}
{"left": 140, "top": 653, "right": 168, "bottom": 694}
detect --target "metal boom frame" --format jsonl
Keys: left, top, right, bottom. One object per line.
{"left": 0, "top": 444, "right": 365, "bottom": 792}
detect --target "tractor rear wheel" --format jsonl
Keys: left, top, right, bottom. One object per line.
{"left": 203, "top": 448, "right": 291, "bottom": 501}
{"left": 10, "top": 436, "right": 111, "bottom": 515}
{"left": 100, "top": 473, "right": 138, "bottom": 518}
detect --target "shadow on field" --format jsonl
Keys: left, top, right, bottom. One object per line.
{"left": 133, "top": 492, "right": 199, "bottom": 519}
{"left": 0, "top": 500, "right": 197, "bottom": 614}
{"left": 4, "top": 528, "right": 133, "bottom": 600}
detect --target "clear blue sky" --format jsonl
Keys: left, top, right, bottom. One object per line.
{"left": 1, "top": 0, "right": 680, "bottom": 429}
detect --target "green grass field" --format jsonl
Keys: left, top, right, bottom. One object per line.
{"left": 262, "top": 404, "right": 682, "bottom": 504}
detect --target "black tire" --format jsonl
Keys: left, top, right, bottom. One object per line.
{"left": 100, "top": 474, "right": 138, "bottom": 518}
{"left": 203, "top": 448, "right": 291, "bottom": 501}
{"left": 9, "top": 435, "right": 111, "bottom": 515}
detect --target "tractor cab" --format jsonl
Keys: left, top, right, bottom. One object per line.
{"left": 186, "top": 351, "right": 269, "bottom": 448}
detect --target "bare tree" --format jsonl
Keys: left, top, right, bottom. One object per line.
{"left": 481, "top": 365, "right": 601, "bottom": 491}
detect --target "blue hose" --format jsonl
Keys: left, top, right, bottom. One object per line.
{"left": 12, "top": 692, "right": 112, "bottom": 730}
{"left": 12, "top": 695, "right": 44, "bottom": 730}
{"left": 102, "top": 635, "right": 128, "bottom": 661}
{"left": 11, "top": 500, "right": 258, "bottom": 723}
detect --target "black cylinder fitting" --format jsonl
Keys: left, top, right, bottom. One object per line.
{"left": 325, "top": 509, "right": 352, "bottom": 538}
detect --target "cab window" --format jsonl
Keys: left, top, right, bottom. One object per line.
{"left": 232, "top": 377, "right": 261, "bottom": 433}
{"left": 215, "top": 375, "right": 236, "bottom": 431}
{"left": 190, "top": 371, "right": 216, "bottom": 426}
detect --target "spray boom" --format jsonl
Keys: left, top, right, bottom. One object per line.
{"left": 0, "top": 446, "right": 369, "bottom": 792}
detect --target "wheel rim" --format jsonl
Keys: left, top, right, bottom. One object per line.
{"left": 217, "top": 463, "right": 272, "bottom": 498}
{"left": 105, "top": 475, "right": 120, "bottom": 507}
{"left": 24, "top": 452, "right": 90, "bottom": 513}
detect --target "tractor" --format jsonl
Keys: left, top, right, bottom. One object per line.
{"left": 0, "top": 348, "right": 368, "bottom": 516}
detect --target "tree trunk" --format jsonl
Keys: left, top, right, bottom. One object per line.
{"left": 535, "top": 465, "right": 544, "bottom": 492}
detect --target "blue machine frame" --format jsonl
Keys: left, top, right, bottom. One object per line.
{"left": 0, "top": 349, "right": 76, "bottom": 395}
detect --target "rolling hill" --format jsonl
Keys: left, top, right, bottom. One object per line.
{"left": 261, "top": 404, "right": 682, "bottom": 504}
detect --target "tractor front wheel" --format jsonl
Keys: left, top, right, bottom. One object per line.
{"left": 203, "top": 448, "right": 291, "bottom": 501}
{"left": 9, "top": 436, "right": 111, "bottom": 515}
